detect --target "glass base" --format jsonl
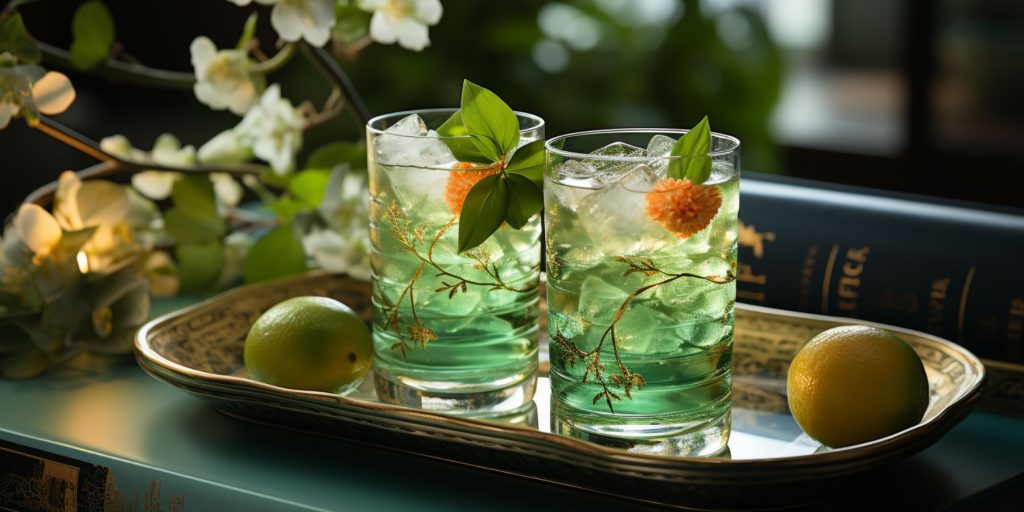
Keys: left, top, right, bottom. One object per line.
{"left": 551, "top": 402, "right": 731, "bottom": 457}
{"left": 374, "top": 367, "right": 537, "bottom": 416}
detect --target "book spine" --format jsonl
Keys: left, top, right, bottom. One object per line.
{"left": 737, "top": 175, "right": 1024, "bottom": 363}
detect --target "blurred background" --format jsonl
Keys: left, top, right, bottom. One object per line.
{"left": 3, "top": 0, "right": 1023, "bottom": 209}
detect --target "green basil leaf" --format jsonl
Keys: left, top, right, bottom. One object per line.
{"left": 243, "top": 226, "right": 307, "bottom": 283}
{"left": 306, "top": 141, "right": 366, "bottom": 170}
{"left": 0, "top": 13, "right": 41, "bottom": 64}
{"left": 504, "top": 139, "right": 545, "bottom": 186}
{"left": 236, "top": 12, "right": 258, "bottom": 50}
{"left": 457, "top": 174, "right": 508, "bottom": 253}
{"left": 460, "top": 80, "right": 520, "bottom": 162}
{"left": 504, "top": 174, "right": 543, "bottom": 229}
{"left": 437, "top": 110, "right": 492, "bottom": 164}
{"left": 68, "top": 0, "right": 115, "bottom": 70}
{"left": 667, "top": 116, "right": 712, "bottom": 184}
{"left": 176, "top": 241, "right": 224, "bottom": 292}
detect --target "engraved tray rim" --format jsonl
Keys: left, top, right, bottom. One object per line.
{"left": 134, "top": 272, "right": 986, "bottom": 508}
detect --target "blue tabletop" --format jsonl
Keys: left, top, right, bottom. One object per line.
{"left": 1, "top": 350, "right": 1023, "bottom": 511}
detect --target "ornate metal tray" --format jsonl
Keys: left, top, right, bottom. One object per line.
{"left": 134, "top": 273, "right": 985, "bottom": 510}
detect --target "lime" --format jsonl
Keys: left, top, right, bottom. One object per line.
{"left": 786, "top": 325, "right": 929, "bottom": 448}
{"left": 244, "top": 296, "right": 372, "bottom": 394}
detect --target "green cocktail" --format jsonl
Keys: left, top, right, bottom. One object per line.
{"left": 367, "top": 109, "right": 544, "bottom": 414}
{"left": 544, "top": 128, "right": 740, "bottom": 455}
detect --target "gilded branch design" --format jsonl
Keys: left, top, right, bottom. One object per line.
{"left": 380, "top": 202, "right": 539, "bottom": 356}
{"left": 554, "top": 256, "right": 736, "bottom": 412}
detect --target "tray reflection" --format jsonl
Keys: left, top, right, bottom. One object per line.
{"left": 341, "top": 368, "right": 825, "bottom": 459}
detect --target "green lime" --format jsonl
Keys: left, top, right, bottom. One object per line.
{"left": 244, "top": 296, "right": 372, "bottom": 394}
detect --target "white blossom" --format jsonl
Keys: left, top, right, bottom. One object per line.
{"left": 234, "top": 84, "right": 305, "bottom": 175}
{"left": 52, "top": 172, "right": 136, "bottom": 273}
{"left": 0, "top": 64, "right": 76, "bottom": 128}
{"left": 101, "top": 134, "right": 243, "bottom": 206}
{"left": 190, "top": 36, "right": 262, "bottom": 115}
{"left": 301, "top": 167, "right": 371, "bottom": 280}
{"left": 211, "top": 173, "right": 244, "bottom": 207}
{"left": 128, "top": 134, "right": 197, "bottom": 201}
{"left": 197, "top": 130, "right": 252, "bottom": 165}
{"left": 228, "top": 0, "right": 336, "bottom": 46}
{"left": 358, "top": 0, "right": 442, "bottom": 51}
{"left": 13, "top": 203, "right": 62, "bottom": 259}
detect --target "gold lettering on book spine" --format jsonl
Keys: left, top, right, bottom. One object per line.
{"left": 737, "top": 221, "right": 775, "bottom": 304}
{"left": 836, "top": 246, "right": 870, "bottom": 315}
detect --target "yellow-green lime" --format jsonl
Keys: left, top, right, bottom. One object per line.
{"left": 787, "top": 325, "right": 930, "bottom": 448}
{"left": 244, "top": 296, "right": 372, "bottom": 394}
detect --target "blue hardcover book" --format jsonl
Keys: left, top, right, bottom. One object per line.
{"left": 738, "top": 172, "right": 1024, "bottom": 363}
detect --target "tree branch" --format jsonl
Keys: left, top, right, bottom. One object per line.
{"left": 25, "top": 115, "right": 269, "bottom": 205}
{"left": 35, "top": 39, "right": 298, "bottom": 89}
{"left": 36, "top": 40, "right": 195, "bottom": 90}
{"left": 300, "top": 43, "right": 370, "bottom": 127}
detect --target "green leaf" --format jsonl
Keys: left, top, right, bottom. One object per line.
{"left": 332, "top": 4, "right": 371, "bottom": 43}
{"left": 258, "top": 169, "right": 292, "bottom": 190}
{"left": 68, "top": 0, "right": 115, "bottom": 70}
{"left": 164, "top": 208, "right": 225, "bottom": 244}
{"left": 266, "top": 197, "right": 307, "bottom": 223}
{"left": 437, "top": 111, "right": 493, "bottom": 164}
{"left": 0, "top": 12, "right": 41, "bottom": 64}
{"left": 305, "top": 141, "right": 366, "bottom": 170}
{"left": 504, "top": 139, "right": 545, "bottom": 186}
{"left": 236, "top": 13, "right": 259, "bottom": 50}
{"left": 667, "top": 116, "right": 712, "bottom": 184}
{"left": 176, "top": 241, "right": 224, "bottom": 292}
{"left": 457, "top": 174, "right": 508, "bottom": 253}
{"left": 165, "top": 175, "right": 224, "bottom": 243}
{"left": 504, "top": 174, "right": 543, "bottom": 229}
{"left": 243, "top": 226, "right": 307, "bottom": 283}
{"left": 289, "top": 169, "right": 331, "bottom": 207}
{"left": 171, "top": 175, "right": 218, "bottom": 215}
{"left": 460, "top": 80, "right": 520, "bottom": 163}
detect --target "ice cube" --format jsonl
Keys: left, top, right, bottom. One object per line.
{"left": 374, "top": 114, "right": 457, "bottom": 168}
{"left": 387, "top": 113, "right": 427, "bottom": 136}
{"left": 575, "top": 164, "right": 672, "bottom": 255}
{"left": 646, "top": 134, "right": 677, "bottom": 158}
{"left": 591, "top": 141, "right": 645, "bottom": 157}
{"left": 587, "top": 142, "right": 647, "bottom": 184}
{"left": 617, "top": 164, "right": 661, "bottom": 192}
{"left": 553, "top": 159, "right": 594, "bottom": 182}
{"left": 374, "top": 115, "right": 457, "bottom": 207}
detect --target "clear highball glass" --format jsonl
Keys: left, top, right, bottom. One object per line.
{"left": 544, "top": 128, "right": 740, "bottom": 456}
{"left": 367, "top": 109, "right": 545, "bottom": 414}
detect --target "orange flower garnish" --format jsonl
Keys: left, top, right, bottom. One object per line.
{"left": 644, "top": 178, "right": 722, "bottom": 238}
{"left": 444, "top": 162, "right": 499, "bottom": 214}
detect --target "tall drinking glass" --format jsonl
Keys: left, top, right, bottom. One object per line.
{"left": 544, "top": 129, "right": 740, "bottom": 455}
{"left": 367, "top": 109, "right": 544, "bottom": 414}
